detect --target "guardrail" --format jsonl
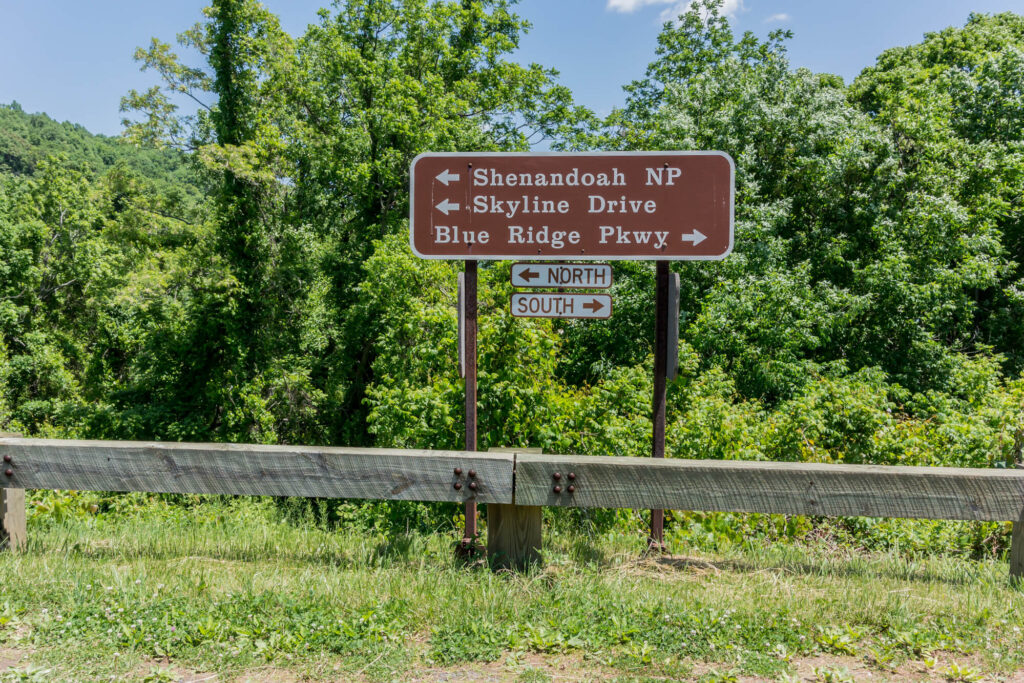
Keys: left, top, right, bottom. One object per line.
{"left": 2, "top": 437, "right": 1022, "bottom": 581}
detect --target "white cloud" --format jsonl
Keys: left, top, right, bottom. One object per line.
{"left": 764, "top": 12, "right": 790, "bottom": 23}
{"left": 607, "top": 0, "right": 744, "bottom": 22}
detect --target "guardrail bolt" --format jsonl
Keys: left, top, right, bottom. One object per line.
{"left": 567, "top": 485, "right": 576, "bottom": 494}
{"left": 4, "top": 469, "right": 12, "bottom": 477}
{"left": 553, "top": 485, "right": 562, "bottom": 494}
{"left": 552, "top": 472, "right": 561, "bottom": 481}
{"left": 469, "top": 482, "right": 478, "bottom": 491}
{"left": 454, "top": 467, "right": 463, "bottom": 476}
{"left": 468, "top": 469, "right": 476, "bottom": 478}
{"left": 2, "top": 454, "right": 11, "bottom": 463}
{"left": 567, "top": 472, "right": 575, "bottom": 481}
{"left": 453, "top": 482, "right": 463, "bottom": 491}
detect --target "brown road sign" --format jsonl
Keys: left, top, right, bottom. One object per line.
{"left": 510, "top": 293, "right": 613, "bottom": 319}
{"left": 410, "top": 152, "right": 734, "bottom": 261}
{"left": 511, "top": 263, "right": 612, "bottom": 289}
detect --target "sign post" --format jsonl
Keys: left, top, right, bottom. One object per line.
{"left": 462, "top": 261, "right": 478, "bottom": 552}
{"left": 649, "top": 262, "right": 670, "bottom": 551}
{"left": 410, "top": 151, "right": 734, "bottom": 557}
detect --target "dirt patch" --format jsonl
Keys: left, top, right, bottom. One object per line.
{"left": 131, "top": 656, "right": 218, "bottom": 683}
{"left": 786, "top": 653, "right": 1022, "bottom": 682}
{"left": 227, "top": 665, "right": 301, "bottom": 682}
{"left": 401, "top": 651, "right": 623, "bottom": 683}
{"left": 399, "top": 652, "right": 1024, "bottom": 683}
{"left": 0, "top": 647, "right": 27, "bottom": 669}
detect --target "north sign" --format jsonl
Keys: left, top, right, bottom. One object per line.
{"left": 511, "top": 263, "right": 612, "bottom": 289}
{"left": 410, "top": 152, "right": 734, "bottom": 260}
{"left": 510, "top": 293, "right": 612, "bottom": 319}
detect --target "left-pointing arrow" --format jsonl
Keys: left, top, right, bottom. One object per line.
{"left": 436, "top": 199, "right": 460, "bottom": 215}
{"left": 436, "top": 169, "right": 460, "bottom": 185}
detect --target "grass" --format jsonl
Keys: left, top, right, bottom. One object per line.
{"left": 0, "top": 495, "right": 1023, "bottom": 681}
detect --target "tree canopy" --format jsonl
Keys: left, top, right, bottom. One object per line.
{"left": 1, "top": 1, "right": 1022, "bottom": 481}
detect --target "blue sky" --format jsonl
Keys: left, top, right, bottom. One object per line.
{"left": 2, "top": 0, "right": 1023, "bottom": 137}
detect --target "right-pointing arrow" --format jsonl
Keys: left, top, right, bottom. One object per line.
{"left": 583, "top": 298, "right": 605, "bottom": 313}
{"left": 435, "top": 199, "right": 460, "bottom": 215}
{"left": 681, "top": 229, "right": 707, "bottom": 246}
{"left": 436, "top": 169, "right": 460, "bottom": 185}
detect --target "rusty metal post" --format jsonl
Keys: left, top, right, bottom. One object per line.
{"left": 649, "top": 262, "right": 669, "bottom": 551}
{"left": 463, "top": 260, "right": 478, "bottom": 549}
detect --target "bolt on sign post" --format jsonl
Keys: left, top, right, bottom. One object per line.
{"left": 409, "top": 152, "right": 735, "bottom": 553}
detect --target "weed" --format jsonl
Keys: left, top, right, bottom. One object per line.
{"left": 864, "top": 641, "right": 900, "bottom": 670}
{"left": 814, "top": 626, "right": 859, "bottom": 656}
{"left": 140, "top": 667, "right": 178, "bottom": 683}
{"left": 939, "top": 662, "right": 983, "bottom": 682}
{"left": 0, "top": 667, "right": 51, "bottom": 683}
{"left": 516, "top": 667, "right": 552, "bottom": 683}
{"left": 812, "top": 665, "right": 854, "bottom": 683}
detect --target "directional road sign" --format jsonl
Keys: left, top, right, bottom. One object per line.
{"left": 410, "top": 152, "right": 734, "bottom": 261}
{"left": 510, "top": 293, "right": 612, "bottom": 319}
{"left": 511, "top": 263, "right": 612, "bottom": 289}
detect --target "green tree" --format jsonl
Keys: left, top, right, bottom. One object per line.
{"left": 850, "top": 12, "right": 1024, "bottom": 378}
{"left": 117, "top": 0, "right": 591, "bottom": 444}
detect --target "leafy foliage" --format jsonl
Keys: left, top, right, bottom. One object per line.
{"left": 1, "top": 0, "right": 1023, "bottom": 551}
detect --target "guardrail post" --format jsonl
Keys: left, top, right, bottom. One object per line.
{"left": 1, "top": 433, "right": 26, "bottom": 551}
{"left": 1011, "top": 507, "right": 1024, "bottom": 585}
{"left": 487, "top": 448, "right": 542, "bottom": 570}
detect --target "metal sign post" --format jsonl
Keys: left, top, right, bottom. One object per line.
{"left": 667, "top": 272, "right": 680, "bottom": 381}
{"left": 649, "top": 262, "right": 669, "bottom": 551}
{"left": 457, "top": 273, "right": 465, "bottom": 378}
{"left": 462, "top": 261, "right": 478, "bottom": 550}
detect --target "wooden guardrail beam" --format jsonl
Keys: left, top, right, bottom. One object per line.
{"left": 0, "top": 438, "right": 515, "bottom": 504}
{"left": 4, "top": 439, "right": 1024, "bottom": 580}
{"left": 515, "top": 454, "right": 1024, "bottom": 522}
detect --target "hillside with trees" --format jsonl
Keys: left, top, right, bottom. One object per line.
{"left": 1, "top": 0, "right": 1022, "bottom": 549}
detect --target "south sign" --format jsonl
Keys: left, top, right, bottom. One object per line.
{"left": 409, "top": 152, "right": 734, "bottom": 260}
{"left": 510, "top": 293, "right": 612, "bottom": 319}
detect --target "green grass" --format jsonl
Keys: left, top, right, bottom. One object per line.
{"left": 1, "top": 496, "right": 1023, "bottom": 681}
